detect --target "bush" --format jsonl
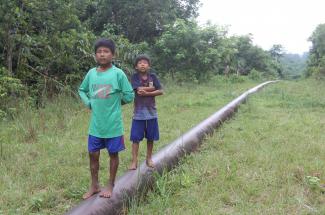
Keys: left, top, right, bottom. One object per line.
{"left": 262, "top": 69, "right": 278, "bottom": 80}
{"left": 248, "top": 69, "right": 262, "bottom": 81}
{"left": 0, "top": 67, "right": 26, "bottom": 119}
{"left": 228, "top": 74, "right": 246, "bottom": 83}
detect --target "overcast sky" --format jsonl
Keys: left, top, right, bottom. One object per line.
{"left": 197, "top": 0, "right": 325, "bottom": 54}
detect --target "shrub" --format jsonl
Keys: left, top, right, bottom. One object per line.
{"left": 0, "top": 67, "right": 26, "bottom": 119}
{"left": 248, "top": 69, "right": 262, "bottom": 81}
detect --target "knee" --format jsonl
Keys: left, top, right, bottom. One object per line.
{"left": 90, "top": 161, "right": 99, "bottom": 170}
{"left": 109, "top": 152, "right": 119, "bottom": 158}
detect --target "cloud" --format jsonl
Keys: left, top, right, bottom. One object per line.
{"left": 198, "top": 0, "right": 325, "bottom": 54}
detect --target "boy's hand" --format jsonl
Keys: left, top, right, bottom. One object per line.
{"left": 137, "top": 89, "right": 147, "bottom": 96}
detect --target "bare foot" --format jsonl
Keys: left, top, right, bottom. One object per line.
{"left": 99, "top": 183, "right": 114, "bottom": 198}
{"left": 83, "top": 186, "right": 100, "bottom": 200}
{"left": 146, "top": 159, "right": 154, "bottom": 168}
{"left": 128, "top": 162, "right": 137, "bottom": 170}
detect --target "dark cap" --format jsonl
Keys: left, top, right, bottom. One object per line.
{"left": 134, "top": 54, "right": 151, "bottom": 68}
{"left": 94, "top": 38, "right": 115, "bottom": 54}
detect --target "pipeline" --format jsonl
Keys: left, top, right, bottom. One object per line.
{"left": 66, "top": 80, "right": 278, "bottom": 215}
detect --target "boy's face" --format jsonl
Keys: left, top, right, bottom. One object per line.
{"left": 95, "top": 47, "right": 114, "bottom": 66}
{"left": 136, "top": 59, "right": 150, "bottom": 73}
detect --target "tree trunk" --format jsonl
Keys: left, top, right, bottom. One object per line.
{"left": 5, "top": 32, "right": 14, "bottom": 76}
{"left": 170, "top": 69, "right": 174, "bottom": 80}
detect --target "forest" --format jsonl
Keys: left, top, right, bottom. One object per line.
{"left": 1, "top": 0, "right": 323, "bottom": 119}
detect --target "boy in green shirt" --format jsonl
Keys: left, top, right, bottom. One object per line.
{"left": 78, "top": 38, "right": 134, "bottom": 199}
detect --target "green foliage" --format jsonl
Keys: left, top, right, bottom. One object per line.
{"left": 227, "top": 74, "right": 246, "bottom": 83}
{"left": 100, "top": 26, "right": 149, "bottom": 75}
{"left": 0, "top": 67, "right": 25, "bottom": 119}
{"left": 280, "top": 53, "right": 307, "bottom": 79}
{"left": 229, "top": 35, "right": 280, "bottom": 78}
{"left": 0, "top": 0, "right": 288, "bottom": 118}
{"left": 84, "top": 0, "right": 200, "bottom": 43}
{"left": 152, "top": 19, "right": 228, "bottom": 82}
{"left": 306, "top": 176, "right": 320, "bottom": 190}
{"left": 307, "top": 23, "right": 325, "bottom": 78}
{"left": 268, "top": 44, "right": 285, "bottom": 77}
{"left": 269, "top": 44, "right": 284, "bottom": 59}
{"left": 30, "top": 197, "right": 43, "bottom": 212}
{"left": 0, "top": 0, "right": 97, "bottom": 103}
{"left": 248, "top": 69, "right": 262, "bottom": 81}
{"left": 308, "top": 56, "right": 325, "bottom": 79}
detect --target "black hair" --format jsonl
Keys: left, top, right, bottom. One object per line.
{"left": 134, "top": 54, "right": 151, "bottom": 68}
{"left": 94, "top": 38, "right": 115, "bottom": 54}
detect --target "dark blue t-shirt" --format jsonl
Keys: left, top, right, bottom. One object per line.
{"left": 131, "top": 71, "right": 162, "bottom": 120}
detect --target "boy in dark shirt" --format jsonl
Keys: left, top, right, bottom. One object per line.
{"left": 128, "top": 55, "right": 163, "bottom": 170}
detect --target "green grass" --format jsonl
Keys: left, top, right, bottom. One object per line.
{"left": 1, "top": 77, "right": 324, "bottom": 214}
{"left": 0, "top": 76, "right": 257, "bottom": 214}
{"left": 127, "top": 79, "right": 325, "bottom": 215}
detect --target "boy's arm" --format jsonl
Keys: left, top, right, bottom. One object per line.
{"left": 119, "top": 72, "right": 134, "bottom": 104}
{"left": 78, "top": 73, "right": 91, "bottom": 109}
{"left": 138, "top": 89, "right": 163, "bottom": 97}
{"left": 138, "top": 86, "right": 156, "bottom": 92}
{"left": 138, "top": 74, "right": 163, "bottom": 96}
{"left": 130, "top": 73, "right": 156, "bottom": 94}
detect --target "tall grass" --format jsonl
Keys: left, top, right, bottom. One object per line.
{"left": 0, "top": 76, "right": 257, "bottom": 214}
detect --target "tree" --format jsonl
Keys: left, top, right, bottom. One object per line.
{"left": 152, "top": 19, "right": 228, "bottom": 82}
{"left": 0, "top": 0, "right": 96, "bottom": 102}
{"left": 269, "top": 44, "right": 285, "bottom": 77}
{"left": 0, "top": 0, "right": 28, "bottom": 75}
{"left": 307, "top": 23, "right": 325, "bottom": 77}
{"left": 269, "top": 44, "right": 284, "bottom": 60}
{"left": 84, "top": 0, "right": 200, "bottom": 43}
{"left": 233, "top": 35, "right": 276, "bottom": 76}
{"left": 280, "top": 53, "right": 307, "bottom": 79}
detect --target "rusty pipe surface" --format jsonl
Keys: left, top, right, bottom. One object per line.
{"left": 65, "top": 80, "right": 278, "bottom": 215}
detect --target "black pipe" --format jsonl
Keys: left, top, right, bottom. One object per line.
{"left": 66, "top": 81, "right": 278, "bottom": 215}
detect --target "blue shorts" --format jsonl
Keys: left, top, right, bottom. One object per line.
{"left": 88, "top": 135, "right": 125, "bottom": 153}
{"left": 130, "top": 118, "right": 159, "bottom": 142}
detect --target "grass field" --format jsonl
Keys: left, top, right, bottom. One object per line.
{"left": 0, "top": 76, "right": 257, "bottom": 214}
{"left": 128, "top": 79, "right": 325, "bottom": 215}
{"left": 1, "top": 78, "right": 324, "bottom": 214}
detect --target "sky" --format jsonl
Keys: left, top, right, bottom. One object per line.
{"left": 197, "top": 0, "right": 325, "bottom": 54}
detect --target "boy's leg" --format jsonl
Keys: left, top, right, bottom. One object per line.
{"left": 146, "top": 141, "right": 154, "bottom": 168}
{"left": 145, "top": 119, "right": 159, "bottom": 168}
{"left": 100, "top": 136, "right": 124, "bottom": 198}
{"left": 83, "top": 151, "right": 101, "bottom": 199}
{"left": 100, "top": 152, "right": 119, "bottom": 198}
{"left": 129, "top": 142, "right": 139, "bottom": 170}
{"left": 129, "top": 119, "right": 145, "bottom": 170}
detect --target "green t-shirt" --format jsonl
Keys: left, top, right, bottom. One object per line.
{"left": 78, "top": 65, "right": 134, "bottom": 138}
